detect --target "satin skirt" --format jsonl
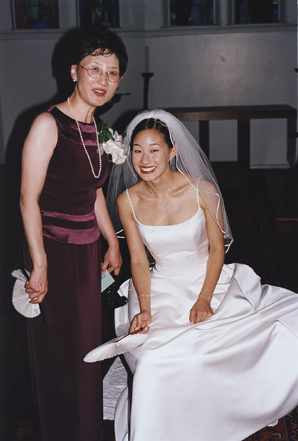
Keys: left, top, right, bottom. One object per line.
{"left": 110, "top": 263, "right": 298, "bottom": 441}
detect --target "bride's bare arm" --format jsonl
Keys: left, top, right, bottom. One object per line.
{"left": 189, "top": 196, "right": 225, "bottom": 324}
{"left": 117, "top": 191, "right": 152, "bottom": 333}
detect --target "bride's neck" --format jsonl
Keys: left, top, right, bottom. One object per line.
{"left": 144, "top": 171, "right": 175, "bottom": 196}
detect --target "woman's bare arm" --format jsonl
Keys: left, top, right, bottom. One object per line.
{"left": 189, "top": 195, "right": 225, "bottom": 324}
{"left": 20, "top": 112, "right": 57, "bottom": 303}
{"left": 94, "top": 187, "right": 122, "bottom": 275}
{"left": 117, "top": 191, "right": 152, "bottom": 333}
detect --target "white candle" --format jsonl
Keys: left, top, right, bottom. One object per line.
{"left": 145, "top": 46, "right": 149, "bottom": 73}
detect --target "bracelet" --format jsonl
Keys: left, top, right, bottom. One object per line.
{"left": 137, "top": 294, "right": 150, "bottom": 300}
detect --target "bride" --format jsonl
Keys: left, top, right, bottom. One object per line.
{"left": 105, "top": 109, "right": 298, "bottom": 441}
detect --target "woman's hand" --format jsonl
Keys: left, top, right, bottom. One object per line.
{"left": 94, "top": 188, "right": 122, "bottom": 276}
{"left": 25, "top": 266, "right": 48, "bottom": 304}
{"left": 129, "top": 311, "right": 152, "bottom": 334}
{"left": 101, "top": 244, "right": 122, "bottom": 276}
{"left": 189, "top": 297, "right": 214, "bottom": 324}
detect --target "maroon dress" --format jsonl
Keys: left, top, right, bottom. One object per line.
{"left": 23, "top": 106, "right": 109, "bottom": 441}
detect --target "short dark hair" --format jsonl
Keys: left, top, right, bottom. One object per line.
{"left": 131, "top": 118, "right": 173, "bottom": 150}
{"left": 70, "top": 25, "right": 128, "bottom": 76}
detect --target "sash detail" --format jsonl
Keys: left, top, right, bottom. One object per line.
{"left": 41, "top": 210, "right": 100, "bottom": 244}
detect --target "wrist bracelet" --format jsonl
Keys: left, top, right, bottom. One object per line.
{"left": 137, "top": 294, "right": 150, "bottom": 300}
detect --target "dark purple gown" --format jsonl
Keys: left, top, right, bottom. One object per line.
{"left": 23, "top": 106, "right": 109, "bottom": 441}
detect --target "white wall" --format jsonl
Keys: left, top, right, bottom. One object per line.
{"left": 0, "top": 31, "right": 145, "bottom": 164}
{"left": 0, "top": 36, "right": 58, "bottom": 165}
{"left": 0, "top": 0, "right": 297, "bottom": 168}
{"left": 99, "top": 31, "right": 146, "bottom": 131}
{"left": 146, "top": 27, "right": 297, "bottom": 166}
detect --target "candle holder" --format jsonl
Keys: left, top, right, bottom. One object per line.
{"left": 141, "top": 73, "right": 154, "bottom": 110}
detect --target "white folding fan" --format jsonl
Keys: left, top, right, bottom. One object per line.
{"left": 84, "top": 330, "right": 149, "bottom": 362}
{"left": 11, "top": 269, "right": 41, "bottom": 318}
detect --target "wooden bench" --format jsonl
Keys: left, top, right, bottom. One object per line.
{"left": 165, "top": 105, "right": 297, "bottom": 169}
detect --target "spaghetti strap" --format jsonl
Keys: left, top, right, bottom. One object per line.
{"left": 126, "top": 189, "right": 137, "bottom": 221}
{"left": 196, "top": 185, "right": 200, "bottom": 209}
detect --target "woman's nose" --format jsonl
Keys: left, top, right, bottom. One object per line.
{"left": 97, "top": 72, "right": 109, "bottom": 85}
{"left": 141, "top": 152, "right": 150, "bottom": 164}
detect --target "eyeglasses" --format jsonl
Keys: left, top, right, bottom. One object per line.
{"left": 78, "top": 65, "right": 122, "bottom": 83}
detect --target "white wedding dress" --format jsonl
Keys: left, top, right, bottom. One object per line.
{"left": 105, "top": 190, "right": 298, "bottom": 441}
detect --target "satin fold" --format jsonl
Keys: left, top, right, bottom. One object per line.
{"left": 104, "top": 204, "right": 298, "bottom": 441}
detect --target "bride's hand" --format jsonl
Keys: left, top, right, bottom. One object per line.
{"left": 189, "top": 298, "right": 214, "bottom": 324}
{"left": 130, "top": 311, "right": 152, "bottom": 334}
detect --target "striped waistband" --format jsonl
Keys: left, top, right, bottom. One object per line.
{"left": 41, "top": 209, "right": 100, "bottom": 245}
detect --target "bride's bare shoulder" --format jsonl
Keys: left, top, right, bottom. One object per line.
{"left": 117, "top": 181, "right": 143, "bottom": 204}
{"left": 180, "top": 172, "right": 218, "bottom": 193}
{"left": 198, "top": 178, "right": 218, "bottom": 193}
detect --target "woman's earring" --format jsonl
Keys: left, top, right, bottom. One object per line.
{"left": 170, "top": 159, "right": 173, "bottom": 166}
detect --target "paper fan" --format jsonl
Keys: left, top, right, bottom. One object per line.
{"left": 11, "top": 269, "right": 41, "bottom": 318}
{"left": 84, "top": 332, "right": 149, "bottom": 362}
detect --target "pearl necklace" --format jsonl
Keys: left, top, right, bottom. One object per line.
{"left": 67, "top": 97, "right": 102, "bottom": 178}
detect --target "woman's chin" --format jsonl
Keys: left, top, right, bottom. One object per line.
{"left": 139, "top": 173, "right": 156, "bottom": 182}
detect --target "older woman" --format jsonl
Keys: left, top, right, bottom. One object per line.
{"left": 20, "top": 26, "right": 127, "bottom": 441}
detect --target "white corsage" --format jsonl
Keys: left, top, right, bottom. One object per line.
{"left": 97, "top": 121, "right": 127, "bottom": 165}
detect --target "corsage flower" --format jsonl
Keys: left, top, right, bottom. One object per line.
{"left": 97, "top": 121, "right": 127, "bottom": 165}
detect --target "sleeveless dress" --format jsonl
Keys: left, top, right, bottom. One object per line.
{"left": 108, "top": 188, "right": 298, "bottom": 441}
{"left": 23, "top": 106, "right": 109, "bottom": 441}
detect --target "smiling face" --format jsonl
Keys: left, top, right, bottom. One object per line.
{"left": 132, "top": 129, "right": 176, "bottom": 182}
{"left": 71, "top": 51, "right": 120, "bottom": 108}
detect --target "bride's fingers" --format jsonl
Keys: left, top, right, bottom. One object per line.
{"left": 195, "top": 310, "right": 214, "bottom": 324}
{"left": 190, "top": 308, "right": 213, "bottom": 324}
{"left": 137, "top": 325, "right": 149, "bottom": 334}
{"left": 130, "top": 318, "right": 139, "bottom": 332}
{"left": 131, "top": 315, "right": 144, "bottom": 332}
{"left": 189, "top": 309, "right": 197, "bottom": 324}
{"left": 130, "top": 323, "right": 150, "bottom": 334}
